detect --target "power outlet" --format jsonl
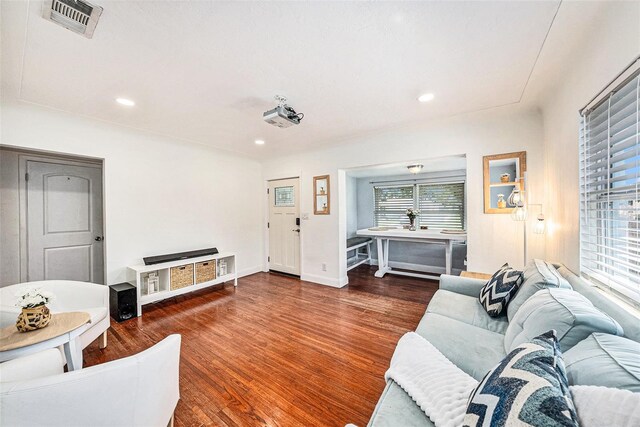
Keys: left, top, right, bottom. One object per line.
{"left": 321, "top": 263, "right": 327, "bottom": 272}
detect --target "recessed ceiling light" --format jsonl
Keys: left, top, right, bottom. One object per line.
{"left": 255, "top": 139, "right": 265, "bottom": 145}
{"left": 116, "top": 98, "right": 135, "bottom": 107}
{"left": 418, "top": 93, "right": 434, "bottom": 103}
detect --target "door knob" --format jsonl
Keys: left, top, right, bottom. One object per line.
{"left": 95, "top": 236, "right": 104, "bottom": 241}
{"left": 292, "top": 229, "right": 300, "bottom": 232}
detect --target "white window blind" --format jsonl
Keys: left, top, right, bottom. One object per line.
{"left": 418, "top": 183, "right": 465, "bottom": 230}
{"left": 580, "top": 71, "right": 640, "bottom": 305}
{"left": 374, "top": 185, "right": 414, "bottom": 227}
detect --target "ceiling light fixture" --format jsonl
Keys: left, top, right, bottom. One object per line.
{"left": 255, "top": 139, "right": 265, "bottom": 145}
{"left": 116, "top": 98, "right": 135, "bottom": 107}
{"left": 418, "top": 93, "right": 434, "bottom": 103}
{"left": 407, "top": 164, "right": 424, "bottom": 174}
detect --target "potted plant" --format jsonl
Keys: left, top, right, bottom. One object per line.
{"left": 406, "top": 208, "right": 420, "bottom": 231}
{"left": 15, "top": 288, "right": 55, "bottom": 332}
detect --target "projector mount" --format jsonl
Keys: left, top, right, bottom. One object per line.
{"left": 275, "top": 95, "right": 304, "bottom": 122}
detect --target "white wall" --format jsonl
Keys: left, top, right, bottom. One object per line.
{"left": 0, "top": 100, "right": 264, "bottom": 286}
{"left": 346, "top": 175, "right": 358, "bottom": 238}
{"left": 539, "top": 2, "right": 640, "bottom": 272}
{"left": 263, "top": 105, "right": 546, "bottom": 287}
{"left": 0, "top": 150, "right": 21, "bottom": 284}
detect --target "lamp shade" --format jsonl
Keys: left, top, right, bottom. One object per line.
{"left": 508, "top": 188, "right": 522, "bottom": 207}
{"left": 533, "top": 214, "right": 546, "bottom": 234}
{"left": 511, "top": 202, "right": 527, "bottom": 221}
{"left": 407, "top": 164, "right": 424, "bottom": 174}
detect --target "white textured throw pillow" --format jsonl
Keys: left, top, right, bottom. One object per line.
{"left": 570, "top": 385, "right": 640, "bottom": 427}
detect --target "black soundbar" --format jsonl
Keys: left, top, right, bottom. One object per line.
{"left": 143, "top": 247, "right": 219, "bottom": 266}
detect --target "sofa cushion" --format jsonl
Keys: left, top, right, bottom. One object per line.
{"left": 416, "top": 312, "right": 506, "bottom": 380}
{"left": 478, "top": 263, "right": 523, "bottom": 317}
{"left": 463, "top": 330, "right": 579, "bottom": 427}
{"left": 368, "top": 380, "right": 434, "bottom": 427}
{"left": 556, "top": 265, "right": 640, "bottom": 343}
{"left": 427, "top": 290, "right": 509, "bottom": 334}
{"left": 563, "top": 333, "right": 640, "bottom": 392}
{"left": 504, "top": 288, "right": 624, "bottom": 353}
{"left": 507, "top": 259, "right": 572, "bottom": 321}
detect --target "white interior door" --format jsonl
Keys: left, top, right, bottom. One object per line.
{"left": 26, "top": 161, "right": 104, "bottom": 283}
{"left": 268, "top": 178, "right": 300, "bottom": 276}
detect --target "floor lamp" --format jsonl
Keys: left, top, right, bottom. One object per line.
{"left": 509, "top": 180, "right": 545, "bottom": 267}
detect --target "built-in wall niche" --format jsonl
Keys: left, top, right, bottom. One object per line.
{"left": 313, "top": 175, "right": 330, "bottom": 215}
{"left": 483, "top": 151, "right": 526, "bottom": 214}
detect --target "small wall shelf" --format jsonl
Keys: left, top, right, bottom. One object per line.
{"left": 483, "top": 151, "right": 526, "bottom": 214}
{"left": 489, "top": 181, "right": 519, "bottom": 187}
{"left": 127, "top": 252, "right": 237, "bottom": 317}
{"left": 313, "top": 175, "right": 330, "bottom": 215}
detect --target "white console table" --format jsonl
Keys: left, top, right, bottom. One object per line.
{"left": 356, "top": 228, "right": 466, "bottom": 280}
{"left": 127, "top": 252, "right": 237, "bottom": 317}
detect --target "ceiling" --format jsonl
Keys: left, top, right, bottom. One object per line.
{"left": 2, "top": 1, "right": 565, "bottom": 158}
{"left": 346, "top": 155, "right": 466, "bottom": 179}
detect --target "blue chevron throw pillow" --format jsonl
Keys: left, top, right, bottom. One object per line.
{"left": 478, "top": 263, "right": 523, "bottom": 317}
{"left": 463, "top": 330, "right": 579, "bottom": 427}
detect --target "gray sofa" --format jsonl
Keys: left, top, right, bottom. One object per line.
{"left": 367, "top": 261, "right": 640, "bottom": 427}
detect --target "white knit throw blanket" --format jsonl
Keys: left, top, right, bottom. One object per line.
{"left": 384, "top": 332, "right": 478, "bottom": 427}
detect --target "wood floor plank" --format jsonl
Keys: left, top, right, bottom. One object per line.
{"left": 84, "top": 265, "right": 437, "bottom": 426}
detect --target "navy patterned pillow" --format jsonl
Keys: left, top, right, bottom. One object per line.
{"left": 463, "top": 330, "right": 579, "bottom": 427}
{"left": 479, "top": 263, "right": 523, "bottom": 317}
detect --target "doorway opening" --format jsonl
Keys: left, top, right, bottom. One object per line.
{"left": 267, "top": 177, "right": 301, "bottom": 277}
{"left": 341, "top": 155, "right": 468, "bottom": 283}
{"left": 0, "top": 147, "right": 105, "bottom": 285}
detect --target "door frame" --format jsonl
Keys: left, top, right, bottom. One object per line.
{"left": 264, "top": 175, "right": 302, "bottom": 277}
{"left": 17, "top": 152, "right": 106, "bottom": 284}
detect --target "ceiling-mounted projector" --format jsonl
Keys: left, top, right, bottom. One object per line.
{"left": 263, "top": 95, "right": 304, "bottom": 128}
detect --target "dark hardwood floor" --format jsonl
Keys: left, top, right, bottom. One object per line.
{"left": 84, "top": 266, "right": 438, "bottom": 427}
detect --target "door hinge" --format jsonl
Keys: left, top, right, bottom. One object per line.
{"left": 267, "top": 222, "right": 270, "bottom": 228}
{"left": 25, "top": 172, "right": 29, "bottom": 182}
{"left": 268, "top": 256, "right": 270, "bottom": 262}
{"left": 267, "top": 188, "right": 270, "bottom": 194}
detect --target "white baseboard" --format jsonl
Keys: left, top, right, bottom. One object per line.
{"left": 300, "top": 273, "right": 347, "bottom": 288}
{"left": 237, "top": 265, "right": 263, "bottom": 278}
{"left": 370, "top": 259, "right": 462, "bottom": 276}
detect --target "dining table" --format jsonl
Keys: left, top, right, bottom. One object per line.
{"left": 356, "top": 227, "right": 467, "bottom": 280}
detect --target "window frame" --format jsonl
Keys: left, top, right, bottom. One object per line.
{"left": 579, "top": 67, "right": 640, "bottom": 307}
{"left": 373, "top": 180, "right": 466, "bottom": 230}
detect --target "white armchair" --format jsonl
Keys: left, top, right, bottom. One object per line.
{"left": 0, "top": 280, "right": 110, "bottom": 349}
{"left": 0, "top": 335, "right": 181, "bottom": 427}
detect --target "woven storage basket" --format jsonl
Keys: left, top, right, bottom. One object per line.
{"left": 195, "top": 260, "right": 216, "bottom": 284}
{"left": 170, "top": 264, "right": 193, "bottom": 290}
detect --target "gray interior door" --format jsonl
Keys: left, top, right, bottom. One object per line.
{"left": 27, "top": 161, "right": 104, "bottom": 283}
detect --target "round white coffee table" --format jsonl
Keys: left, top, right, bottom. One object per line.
{"left": 0, "top": 312, "right": 91, "bottom": 371}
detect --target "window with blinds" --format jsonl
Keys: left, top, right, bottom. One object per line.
{"left": 374, "top": 185, "right": 414, "bottom": 227}
{"left": 373, "top": 182, "right": 465, "bottom": 229}
{"left": 418, "top": 183, "right": 465, "bottom": 230}
{"left": 579, "top": 70, "right": 640, "bottom": 305}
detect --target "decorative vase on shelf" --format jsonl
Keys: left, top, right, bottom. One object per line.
{"left": 409, "top": 217, "right": 417, "bottom": 231}
{"left": 16, "top": 305, "right": 51, "bottom": 332}
{"left": 497, "top": 194, "right": 507, "bottom": 209}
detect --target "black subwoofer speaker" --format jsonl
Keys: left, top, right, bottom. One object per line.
{"left": 109, "top": 282, "right": 137, "bottom": 322}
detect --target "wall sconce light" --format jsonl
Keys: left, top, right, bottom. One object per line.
{"left": 407, "top": 164, "right": 424, "bottom": 174}
{"left": 533, "top": 214, "right": 546, "bottom": 234}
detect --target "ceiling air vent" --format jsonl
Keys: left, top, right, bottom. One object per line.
{"left": 43, "top": 0, "right": 103, "bottom": 38}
